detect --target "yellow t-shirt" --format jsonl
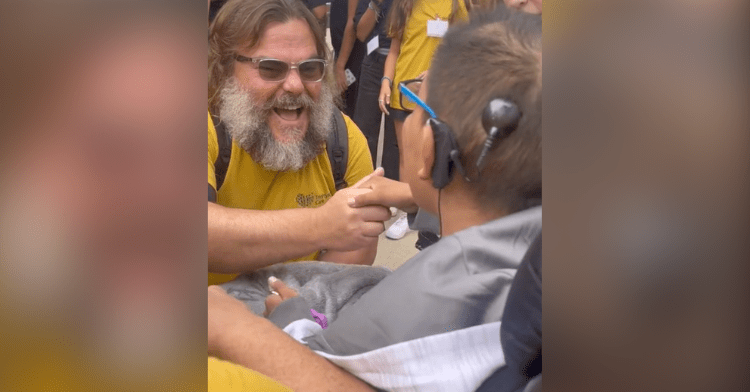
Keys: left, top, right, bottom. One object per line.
{"left": 208, "top": 357, "right": 292, "bottom": 391}
{"left": 208, "top": 111, "right": 373, "bottom": 286}
{"left": 390, "top": 0, "right": 468, "bottom": 110}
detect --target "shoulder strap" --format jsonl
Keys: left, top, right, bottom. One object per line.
{"left": 211, "top": 114, "right": 233, "bottom": 191}
{"left": 327, "top": 110, "right": 349, "bottom": 191}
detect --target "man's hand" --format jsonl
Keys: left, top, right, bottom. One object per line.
{"left": 314, "top": 169, "right": 391, "bottom": 252}
{"left": 263, "top": 277, "right": 299, "bottom": 317}
{"left": 350, "top": 174, "right": 418, "bottom": 214}
{"left": 208, "top": 285, "right": 257, "bottom": 357}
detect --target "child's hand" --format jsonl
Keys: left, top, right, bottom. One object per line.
{"left": 350, "top": 174, "right": 418, "bottom": 214}
{"left": 263, "top": 276, "right": 299, "bottom": 317}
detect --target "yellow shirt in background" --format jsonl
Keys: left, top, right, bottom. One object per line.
{"left": 208, "top": 357, "right": 292, "bottom": 391}
{"left": 207, "top": 112, "right": 373, "bottom": 286}
{"left": 390, "top": 0, "right": 468, "bottom": 110}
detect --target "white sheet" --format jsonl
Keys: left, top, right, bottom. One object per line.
{"left": 283, "top": 320, "right": 504, "bottom": 392}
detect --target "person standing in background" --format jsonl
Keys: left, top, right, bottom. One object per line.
{"left": 307, "top": 0, "right": 366, "bottom": 117}
{"left": 377, "top": 0, "right": 469, "bottom": 241}
{"left": 352, "top": 0, "right": 400, "bottom": 181}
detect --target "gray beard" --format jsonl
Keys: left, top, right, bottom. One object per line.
{"left": 218, "top": 77, "right": 334, "bottom": 172}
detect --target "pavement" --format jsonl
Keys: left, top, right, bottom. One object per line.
{"left": 373, "top": 215, "right": 419, "bottom": 270}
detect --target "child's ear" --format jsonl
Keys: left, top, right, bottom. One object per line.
{"left": 417, "top": 120, "right": 434, "bottom": 182}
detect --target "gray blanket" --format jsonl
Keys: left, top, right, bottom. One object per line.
{"left": 221, "top": 261, "right": 392, "bottom": 324}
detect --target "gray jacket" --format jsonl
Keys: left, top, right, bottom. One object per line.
{"left": 302, "top": 206, "right": 542, "bottom": 355}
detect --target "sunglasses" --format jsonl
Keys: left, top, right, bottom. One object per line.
{"left": 236, "top": 55, "right": 327, "bottom": 82}
{"left": 398, "top": 78, "right": 437, "bottom": 118}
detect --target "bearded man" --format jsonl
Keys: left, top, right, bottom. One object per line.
{"left": 207, "top": 0, "right": 389, "bottom": 285}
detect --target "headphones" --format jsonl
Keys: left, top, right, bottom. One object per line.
{"left": 430, "top": 98, "right": 521, "bottom": 189}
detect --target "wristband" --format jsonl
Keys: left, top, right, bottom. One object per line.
{"left": 381, "top": 76, "right": 392, "bottom": 86}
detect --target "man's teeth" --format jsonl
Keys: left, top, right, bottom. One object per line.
{"left": 274, "top": 107, "right": 303, "bottom": 120}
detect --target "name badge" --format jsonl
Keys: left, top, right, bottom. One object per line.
{"left": 367, "top": 35, "right": 380, "bottom": 55}
{"left": 426, "top": 18, "right": 449, "bottom": 38}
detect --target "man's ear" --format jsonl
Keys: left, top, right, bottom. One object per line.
{"left": 417, "top": 120, "right": 434, "bottom": 182}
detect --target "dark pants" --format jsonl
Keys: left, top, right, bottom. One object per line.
{"left": 415, "top": 230, "right": 440, "bottom": 251}
{"left": 353, "top": 51, "right": 400, "bottom": 180}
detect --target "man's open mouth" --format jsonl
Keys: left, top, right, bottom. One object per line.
{"left": 274, "top": 106, "right": 303, "bottom": 121}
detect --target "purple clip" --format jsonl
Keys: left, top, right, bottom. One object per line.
{"left": 310, "top": 309, "right": 328, "bottom": 329}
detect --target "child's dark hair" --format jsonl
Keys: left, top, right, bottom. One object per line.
{"left": 428, "top": 8, "right": 542, "bottom": 213}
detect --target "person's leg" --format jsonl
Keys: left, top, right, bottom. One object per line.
{"left": 384, "top": 109, "right": 409, "bottom": 239}
{"left": 380, "top": 114, "right": 399, "bottom": 180}
{"left": 393, "top": 119, "right": 404, "bottom": 180}
{"left": 343, "top": 71, "right": 359, "bottom": 117}
{"left": 352, "top": 54, "right": 383, "bottom": 167}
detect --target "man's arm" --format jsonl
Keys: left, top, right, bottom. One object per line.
{"left": 209, "top": 202, "right": 326, "bottom": 273}
{"left": 208, "top": 172, "right": 389, "bottom": 273}
{"left": 209, "top": 286, "right": 375, "bottom": 392}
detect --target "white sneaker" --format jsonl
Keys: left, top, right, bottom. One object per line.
{"left": 385, "top": 214, "right": 413, "bottom": 240}
{"left": 389, "top": 207, "right": 398, "bottom": 217}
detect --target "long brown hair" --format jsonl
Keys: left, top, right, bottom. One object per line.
{"left": 386, "top": 0, "right": 464, "bottom": 40}
{"left": 208, "top": 0, "right": 332, "bottom": 114}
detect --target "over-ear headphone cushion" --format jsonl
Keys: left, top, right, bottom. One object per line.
{"left": 430, "top": 119, "right": 461, "bottom": 189}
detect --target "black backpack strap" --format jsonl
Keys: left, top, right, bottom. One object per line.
{"left": 327, "top": 110, "right": 349, "bottom": 191}
{"left": 211, "top": 114, "right": 233, "bottom": 195}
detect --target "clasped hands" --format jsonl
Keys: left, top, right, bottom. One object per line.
{"left": 313, "top": 167, "right": 417, "bottom": 253}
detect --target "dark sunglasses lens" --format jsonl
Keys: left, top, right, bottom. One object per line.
{"left": 298, "top": 60, "right": 325, "bottom": 81}
{"left": 257, "top": 60, "right": 289, "bottom": 81}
